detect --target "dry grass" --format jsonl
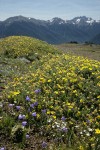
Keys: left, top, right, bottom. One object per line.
{"left": 56, "top": 43, "right": 100, "bottom": 61}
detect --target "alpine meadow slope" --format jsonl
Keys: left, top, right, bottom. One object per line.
{"left": 0, "top": 36, "right": 100, "bottom": 150}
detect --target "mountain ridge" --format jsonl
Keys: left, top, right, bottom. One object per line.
{"left": 2, "top": 15, "right": 100, "bottom": 25}
{"left": 0, "top": 15, "right": 100, "bottom": 44}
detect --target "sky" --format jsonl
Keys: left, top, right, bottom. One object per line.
{"left": 0, "top": 0, "right": 100, "bottom": 21}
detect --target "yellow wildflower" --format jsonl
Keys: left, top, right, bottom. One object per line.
{"left": 37, "top": 114, "right": 40, "bottom": 119}
{"left": 79, "top": 145, "right": 84, "bottom": 150}
{"left": 80, "top": 99, "right": 84, "bottom": 103}
{"left": 52, "top": 115, "right": 56, "bottom": 119}
{"left": 95, "top": 128, "right": 100, "bottom": 134}
{"left": 54, "top": 91, "right": 59, "bottom": 95}
{"left": 48, "top": 79, "right": 52, "bottom": 82}
{"left": 47, "top": 111, "right": 51, "bottom": 115}
{"left": 50, "top": 111, "right": 55, "bottom": 115}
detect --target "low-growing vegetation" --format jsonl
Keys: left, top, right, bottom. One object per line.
{"left": 56, "top": 43, "right": 100, "bottom": 61}
{"left": 0, "top": 36, "right": 57, "bottom": 59}
{"left": 0, "top": 36, "right": 100, "bottom": 150}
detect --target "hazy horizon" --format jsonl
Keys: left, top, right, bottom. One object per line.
{"left": 0, "top": 0, "right": 100, "bottom": 21}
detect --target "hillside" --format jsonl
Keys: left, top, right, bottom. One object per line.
{"left": 91, "top": 34, "right": 100, "bottom": 44}
{"left": 0, "top": 36, "right": 100, "bottom": 150}
{"left": 0, "top": 16, "right": 100, "bottom": 44}
{"left": 0, "top": 36, "right": 58, "bottom": 59}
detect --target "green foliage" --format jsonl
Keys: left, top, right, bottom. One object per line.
{"left": 0, "top": 113, "right": 15, "bottom": 136}
{"left": 11, "top": 125, "right": 25, "bottom": 143}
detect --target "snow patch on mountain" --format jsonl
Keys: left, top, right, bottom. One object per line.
{"left": 85, "top": 17, "right": 95, "bottom": 25}
{"left": 76, "top": 18, "right": 81, "bottom": 23}
{"left": 96, "top": 20, "right": 100, "bottom": 23}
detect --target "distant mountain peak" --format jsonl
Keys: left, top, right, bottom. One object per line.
{"left": 69, "top": 16, "right": 96, "bottom": 25}
{"left": 49, "top": 17, "right": 65, "bottom": 24}
{"left": 4, "top": 15, "right": 29, "bottom": 24}
{"left": 5, "top": 15, "right": 27, "bottom": 20}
